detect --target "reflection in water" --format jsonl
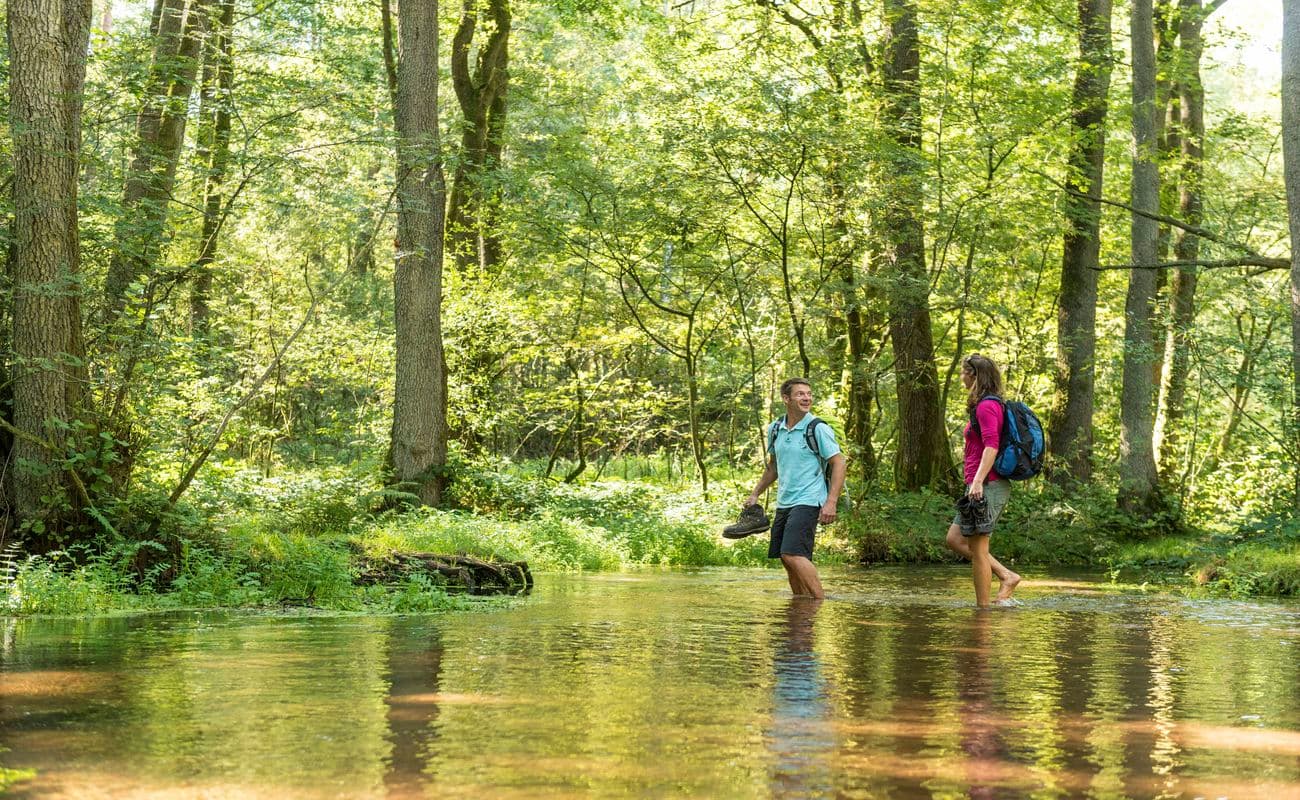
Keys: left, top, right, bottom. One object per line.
{"left": 0, "top": 569, "right": 1298, "bottom": 798}
{"left": 767, "top": 598, "right": 833, "bottom": 797}
{"left": 956, "top": 611, "right": 1008, "bottom": 799}
{"left": 382, "top": 620, "right": 443, "bottom": 799}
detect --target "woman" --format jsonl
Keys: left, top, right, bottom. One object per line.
{"left": 945, "top": 354, "right": 1021, "bottom": 607}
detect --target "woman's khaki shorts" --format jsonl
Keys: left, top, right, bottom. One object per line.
{"left": 951, "top": 479, "right": 1011, "bottom": 536}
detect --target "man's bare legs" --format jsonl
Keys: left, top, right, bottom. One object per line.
{"left": 780, "top": 554, "right": 825, "bottom": 599}
{"left": 945, "top": 524, "right": 1021, "bottom": 601}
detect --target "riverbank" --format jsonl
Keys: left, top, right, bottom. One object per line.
{"left": 3, "top": 465, "right": 1297, "bottom": 615}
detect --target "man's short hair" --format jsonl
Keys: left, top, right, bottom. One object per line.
{"left": 780, "top": 378, "right": 812, "bottom": 397}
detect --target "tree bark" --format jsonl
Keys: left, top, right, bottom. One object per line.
{"left": 1283, "top": 0, "right": 1300, "bottom": 509}
{"left": 390, "top": 0, "right": 450, "bottom": 506}
{"left": 1118, "top": 0, "right": 1163, "bottom": 517}
{"left": 881, "top": 0, "right": 951, "bottom": 489}
{"left": 447, "top": 0, "right": 510, "bottom": 273}
{"left": 7, "top": 0, "right": 93, "bottom": 539}
{"left": 190, "top": 0, "right": 233, "bottom": 342}
{"left": 105, "top": 0, "right": 210, "bottom": 319}
{"left": 1051, "top": 0, "right": 1112, "bottom": 487}
{"left": 1155, "top": 0, "right": 1208, "bottom": 488}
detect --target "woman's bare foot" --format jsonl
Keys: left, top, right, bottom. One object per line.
{"left": 995, "top": 572, "right": 1021, "bottom": 602}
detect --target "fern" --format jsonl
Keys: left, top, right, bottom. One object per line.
{"left": 0, "top": 543, "right": 19, "bottom": 590}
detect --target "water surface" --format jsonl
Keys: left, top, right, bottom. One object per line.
{"left": 2, "top": 567, "right": 1299, "bottom": 798}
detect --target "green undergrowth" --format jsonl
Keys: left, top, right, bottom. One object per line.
{"left": 848, "top": 481, "right": 1133, "bottom": 567}
{"left": 1106, "top": 512, "right": 1300, "bottom": 597}
{"left": 5, "top": 463, "right": 1297, "bottom": 616}
{"left": 845, "top": 481, "right": 1299, "bottom": 598}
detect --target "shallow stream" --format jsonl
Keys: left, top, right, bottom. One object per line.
{"left": 2, "top": 567, "right": 1298, "bottom": 798}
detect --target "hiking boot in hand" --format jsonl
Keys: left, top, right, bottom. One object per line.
{"left": 955, "top": 494, "right": 993, "bottom": 535}
{"left": 970, "top": 495, "right": 994, "bottom": 534}
{"left": 723, "top": 504, "right": 770, "bottom": 539}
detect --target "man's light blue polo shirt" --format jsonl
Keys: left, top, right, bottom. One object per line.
{"left": 772, "top": 414, "right": 840, "bottom": 509}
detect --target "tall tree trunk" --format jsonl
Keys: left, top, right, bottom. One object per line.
{"left": 1051, "top": 0, "right": 1112, "bottom": 487}
{"left": 1283, "top": 0, "right": 1300, "bottom": 510}
{"left": 447, "top": 0, "right": 510, "bottom": 273}
{"left": 1118, "top": 0, "right": 1163, "bottom": 517}
{"left": 881, "top": 0, "right": 951, "bottom": 489}
{"left": 1150, "top": 0, "right": 1177, "bottom": 393}
{"left": 190, "top": 0, "right": 233, "bottom": 342}
{"left": 1155, "top": 0, "right": 1207, "bottom": 488}
{"left": 389, "top": 0, "right": 450, "bottom": 506}
{"left": 1153, "top": 0, "right": 1179, "bottom": 266}
{"left": 104, "top": 0, "right": 209, "bottom": 319}
{"left": 7, "top": 0, "right": 93, "bottom": 540}
{"left": 836, "top": 230, "right": 878, "bottom": 485}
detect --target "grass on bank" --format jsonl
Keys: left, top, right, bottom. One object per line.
{"left": 4, "top": 459, "right": 1298, "bottom": 615}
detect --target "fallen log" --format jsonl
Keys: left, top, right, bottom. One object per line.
{"left": 356, "top": 551, "right": 533, "bottom": 596}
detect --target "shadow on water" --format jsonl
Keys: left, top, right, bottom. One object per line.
{"left": 0, "top": 567, "right": 1298, "bottom": 798}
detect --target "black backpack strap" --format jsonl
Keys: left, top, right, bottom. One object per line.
{"left": 804, "top": 416, "right": 823, "bottom": 460}
{"left": 968, "top": 394, "right": 1004, "bottom": 439}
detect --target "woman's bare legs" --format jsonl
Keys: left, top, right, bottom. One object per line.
{"left": 968, "top": 532, "right": 993, "bottom": 608}
{"left": 945, "top": 524, "right": 1021, "bottom": 601}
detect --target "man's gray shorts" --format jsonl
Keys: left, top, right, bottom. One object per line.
{"left": 769, "top": 505, "right": 819, "bottom": 559}
{"left": 951, "top": 479, "right": 1011, "bottom": 536}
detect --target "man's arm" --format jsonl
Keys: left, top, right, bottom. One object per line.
{"left": 820, "top": 453, "right": 847, "bottom": 524}
{"left": 745, "top": 459, "right": 777, "bottom": 506}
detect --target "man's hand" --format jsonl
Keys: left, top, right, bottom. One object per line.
{"left": 819, "top": 501, "right": 837, "bottom": 525}
{"left": 968, "top": 480, "right": 985, "bottom": 500}
{"left": 743, "top": 494, "right": 759, "bottom": 508}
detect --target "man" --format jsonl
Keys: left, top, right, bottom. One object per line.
{"left": 742, "top": 378, "right": 846, "bottom": 599}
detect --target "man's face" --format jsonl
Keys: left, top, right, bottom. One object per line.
{"left": 784, "top": 384, "right": 813, "bottom": 414}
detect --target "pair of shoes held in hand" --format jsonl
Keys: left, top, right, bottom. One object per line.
{"left": 954, "top": 494, "right": 994, "bottom": 535}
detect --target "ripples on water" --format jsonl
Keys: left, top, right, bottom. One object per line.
{"left": 1, "top": 567, "right": 1298, "bottom": 798}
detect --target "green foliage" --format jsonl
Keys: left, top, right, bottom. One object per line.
{"left": 222, "top": 526, "right": 358, "bottom": 607}
{"left": 849, "top": 482, "right": 1143, "bottom": 567}
{"left": 1107, "top": 512, "right": 1300, "bottom": 597}
{"left": 1194, "top": 544, "right": 1300, "bottom": 598}
{"left": 162, "top": 545, "right": 269, "bottom": 608}
{"left": 360, "top": 575, "right": 472, "bottom": 614}
{"left": 2, "top": 552, "right": 123, "bottom": 616}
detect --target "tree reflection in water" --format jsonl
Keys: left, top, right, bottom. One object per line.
{"left": 382, "top": 620, "right": 443, "bottom": 799}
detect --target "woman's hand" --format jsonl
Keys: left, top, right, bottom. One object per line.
{"left": 968, "top": 480, "right": 985, "bottom": 500}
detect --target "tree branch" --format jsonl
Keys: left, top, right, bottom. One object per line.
{"left": 754, "top": 0, "right": 823, "bottom": 50}
{"left": 1031, "top": 167, "right": 1265, "bottom": 258}
{"left": 1095, "top": 256, "right": 1290, "bottom": 272}
{"left": 145, "top": 261, "right": 322, "bottom": 536}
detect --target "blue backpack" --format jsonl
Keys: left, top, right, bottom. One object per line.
{"left": 969, "top": 395, "right": 1045, "bottom": 481}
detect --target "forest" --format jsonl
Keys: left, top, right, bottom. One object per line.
{"left": 3, "top": 0, "right": 1300, "bottom": 612}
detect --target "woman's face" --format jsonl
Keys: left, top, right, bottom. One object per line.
{"left": 961, "top": 365, "right": 974, "bottom": 390}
